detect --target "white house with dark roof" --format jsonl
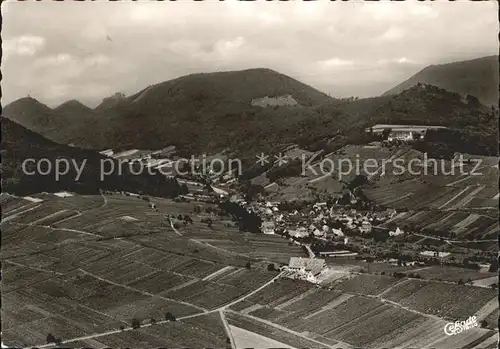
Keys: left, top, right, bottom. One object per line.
{"left": 287, "top": 257, "right": 326, "bottom": 282}
{"left": 261, "top": 220, "right": 275, "bottom": 235}
{"left": 365, "top": 124, "right": 447, "bottom": 141}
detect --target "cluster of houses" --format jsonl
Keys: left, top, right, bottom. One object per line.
{"left": 254, "top": 200, "right": 399, "bottom": 241}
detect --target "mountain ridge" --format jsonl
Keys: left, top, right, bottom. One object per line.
{"left": 54, "top": 99, "right": 92, "bottom": 113}
{"left": 383, "top": 55, "right": 499, "bottom": 106}
{"left": 2, "top": 62, "right": 497, "bottom": 158}
{"left": 3, "top": 68, "right": 338, "bottom": 154}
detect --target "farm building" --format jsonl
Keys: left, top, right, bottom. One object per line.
{"left": 331, "top": 228, "right": 345, "bottom": 237}
{"left": 313, "top": 228, "right": 324, "bottom": 237}
{"left": 420, "top": 251, "right": 451, "bottom": 258}
{"left": 365, "top": 124, "right": 447, "bottom": 141}
{"left": 319, "top": 250, "right": 358, "bottom": 259}
{"left": 359, "top": 221, "right": 372, "bottom": 234}
{"left": 389, "top": 227, "right": 405, "bottom": 236}
{"left": 478, "top": 263, "right": 492, "bottom": 272}
{"left": 99, "top": 149, "right": 114, "bottom": 156}
{"left": 261, "top": 220, "right": 276, "bottom": 235}
{"left": 287, "top": 257, "right": 326, "bottom": 283}
{"left": 287, "top": 227, "right": 309, "bottom": 238}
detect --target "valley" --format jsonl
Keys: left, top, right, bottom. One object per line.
{"left": 1, "top": 180, "right": 498, "bottom": 348}
{"left": 1, "top": 46, "right": 498, "bottom": 348}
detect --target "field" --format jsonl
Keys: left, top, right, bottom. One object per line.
{"left": 2, "top": 192, "right": 498, "bottom": 348}
{"left": 224, "top": 274, "right": 498, "bottom": 348}
{"left": 367, "top": 182, "right": 498, "bottom": 212}
{"left": 0, "top": 193, "right": 301, "bottom": 347}
{"left": 383, "top": 279, "right": 498, "bottom": 319}
{"left": 412, "top": 266, "right": 496, "bottom": 283}
{"left": 260, "top": 145, "right": 397, "bottom": 202}
{"left": 326, "top": 259, "right": 425, "bottom": 274}
{"left": 182, "top": 220, "right": 306, "bottom": 264}
{"left": 1, "top": 195, "right": 37, "bottom": 213}
{"left": 44, "top": 312, "right": 229, "bottom": 349}
{"left": 263, "top": 145, "right": 398, "bottom": 201}
{"left": 376, "top": 206, "right": 497, "bottom": 250}
{"left": 304, "top": 145, "right": 396, "bottom": 183}
{"left": 226, "top": 312, "right": 330, "bottom": 349}
{"left": 327, "top": 273, "right": 401, "bottom": 295}
{"left": 362, "top": 152, "right": 499, "bottom": 246}
{"left": 364, "top": 150, "right": 498, "bottom": 226}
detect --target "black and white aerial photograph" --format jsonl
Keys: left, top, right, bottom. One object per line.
{"left": 1, "top": 0, "right": 499, "bottom": 348}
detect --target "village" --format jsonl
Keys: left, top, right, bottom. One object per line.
{"left": 3, "top": 3, "right": 499, "bottom": 346}
{"left": 218, "top": 191, "right": 495, "bottom": 285}
{"left": 96, "top": 124, "right": 498, "bottom": 287}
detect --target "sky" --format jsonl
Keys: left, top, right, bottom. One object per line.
{"left": 2, "top": 0, "right": 498, "bottom": 108}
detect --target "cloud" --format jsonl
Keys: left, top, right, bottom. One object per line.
{"left": 3, "top": 35, "right": 45, "bottom": 57}
{"left": 167, "top": 40, "right": 202, "bottom": 56}
{"left": 363, "top": 2, "right": 401, "bottom": 21}
{"left": 318, "top": 58, "right": 355, "bottom": 68}
{"left": 409, "top": 4, "right": 438, "bottom": 19}
{"left": 226, "top": 1, "right": 284, "bottom": 26}
{"left": 1, "top": 1, "right": 497, "bottom": 106}
{"left": 397, "top": 57, "right": 416, "bottom": 64}
{"left": 84, "top": 54, "right": 111, "bottom": 66}
{"left": 34, "top": 53, "right": 111, "bottom": 74}
{"left": 214, "top": 37, "right": 245, "bottom": 55}
{"left": 378, "top": 27, "right": 405, "bottom": 42}
{"left": 377, "top": 57, "right": 418, "bottom": 65}
{"left": 166, "top": 37, "right": 245, "bottom": 61}
{"left": 34, "top": 53, "right": 74, "bottom": 67}
{"left": 363, "top": 1, "right": 438, "bottom": 21}
{"left": 46, "top": 84, "right": 71, "bottom": 99}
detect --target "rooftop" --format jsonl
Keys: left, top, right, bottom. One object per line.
{"left": 366, "top": 124, "right": 448, "bottom": 132}
{"left": 288, "top": 257, "right": 326, "bottom": 275}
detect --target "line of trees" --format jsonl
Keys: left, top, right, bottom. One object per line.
{"left": 48, "top": 311, "right": 178, "bottom": 344}
{"left": 218, "top": 200, "right": 262, "bottom": 233}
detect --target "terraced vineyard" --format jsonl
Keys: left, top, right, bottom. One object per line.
{"left": 0, "top": 193, "right": 297, "bottom": 347}
{"left": 327, "top": 273, "right": 401, "bottom": 295}
{"left": 2, "top": 193, "right": 498, "bottom": 348}
{"left": 182, "top": 222, "right": 305, "bottom": 264}
{"left": 412, "top": 266, "right": 497, "bottom": 283}
{"left": 380, "top": 209, "right": 498, "bottom": 241}
{"left": 46, "top": 313, "right": 229, "bottom": 348}
{"left": 365, "top": 151, "right": 498, "bottom": 222}
{"left": 366, "top": 155, "right": 498, "bottom": 250}
{"left": 223, "top": 272, "right": 499, "bottom": 348}
{"left": 383, "top": 280, "right": 498, "bottom": 319}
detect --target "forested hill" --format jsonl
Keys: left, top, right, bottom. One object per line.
{"left": 1, "top": 117, "right": 186, "bottom": 197}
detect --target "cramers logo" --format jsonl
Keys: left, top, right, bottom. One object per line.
{"left": 444, "top": 316, "right": 478, "bottom": 336}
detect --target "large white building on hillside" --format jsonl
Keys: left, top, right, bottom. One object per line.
{"left": 286, "top": 257, "right": 326, "bottom": 283}
{"left": 365, "top": 124, "right": 447, "bottom": 141}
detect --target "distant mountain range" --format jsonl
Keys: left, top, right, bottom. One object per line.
{"left": 54, "top": 99, "right": 93, "bottom": 115}
{"left": 3, "top": 68, "right": 337, "bottom": 155}
{"left": 2, "top": 57, "right": 498, "bottom": 160}
{"left": 2, "top": 97, "right": 99, "bottom": 146}
{"left": 384, "top": 55, "right": 499, "bottom": 106}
